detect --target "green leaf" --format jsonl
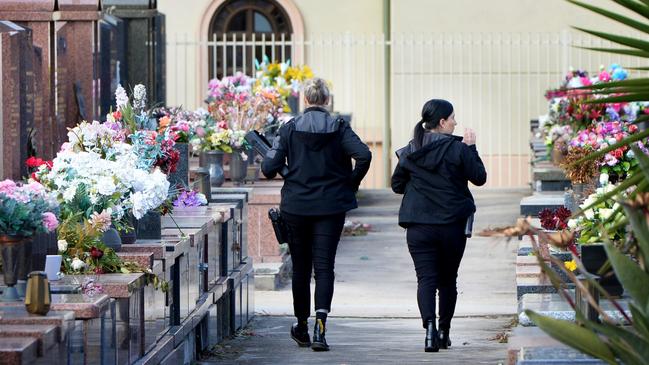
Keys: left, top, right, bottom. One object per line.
{"left": 612, "top": 0, "right": 649, "bottom": 20}
{"left": 525, "top": 310, "right": 617, "bottom": 364}
{"left": 575, "top": 46, "right": 649, "bottom": 58}
{"left": 605, "top": 242, "right": 649, "bottom": 308}
{"left": 573, "top": 26, "right": 649, "bottom": 52}
{"left": 568, "top": 0, "right": 649, "bottom": 33}
{"left": 622, "top": 203, "right": 649, "bottom": 269}
{"left": 629, "top": 303, "right": 649, "bottom": 340}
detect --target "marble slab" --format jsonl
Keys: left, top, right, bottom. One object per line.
{"left": 55, "top": 273, "right": 145, "bottom": 298}
{"left": 0, "top": 336, "right": 38, "bottom": 365}
{"left": 520, "top": 193, "right": 566, "bottom": 216}
{"left": 50, "top": 293, "right": 110, "bottom": 319}
{"left": 518, "top": 293, "right": 631, "bottom": 326}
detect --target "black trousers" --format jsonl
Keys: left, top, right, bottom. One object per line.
{"left": 282, "top": 211, "right": 346, "bottom": 322}
{"left": 406, "top": 222, "right": 467, "bottom": 329}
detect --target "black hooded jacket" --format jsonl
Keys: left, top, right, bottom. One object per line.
{"left": 391, "top": 132, "right": 487, "bottom": 227}
{"left": 262, "top": 106, "right": 372, "bottom": 216}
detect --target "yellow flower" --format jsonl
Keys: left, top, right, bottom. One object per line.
{"left": 564, "top": 259, "right": 577, "bottom": 272}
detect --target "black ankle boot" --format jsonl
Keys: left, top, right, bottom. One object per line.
{"left": 425, "top": 320, "right": 439, "bottom": 352}
{"left": 311, "top": 319, "right": 329, "bottom": 351}
{"left": 291, "top": 322, "right": 311, "bottom": 347}
{"left": 438, "top": 329, "right": 451, "bottom": 349}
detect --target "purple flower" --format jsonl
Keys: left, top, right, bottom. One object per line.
{"left": 173, "top": 190, "right": 207, "bottom": 207}
{"left": 42, "top": 212, "right": 59, "bottom": 232}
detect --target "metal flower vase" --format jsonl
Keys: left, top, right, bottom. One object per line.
{"left": 230, "top": 149, "right": 250, "bottom": 186}
{"left": 199, "top": 150, "right": 225, "bottom": 187}
{"left": 168, "top": 142, "right": 189, "bottom": 188}
{"left": 0, "top": 235, "right": 28, "bottom": 301}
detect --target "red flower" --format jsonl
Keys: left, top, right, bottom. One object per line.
{"left": 90, "top": 246, "right": 104, "bottom": 259}
{"left": 630, "top": 124, "right": 638, "bottom": 133}
{"left": 31, "top": 172, "right": 39, "bottom": 182}
{"left": 614, "top": 149, "right": 623, "bottom": 159}
{"left": 44, "top": 160, "right": 53, "bottom": 169}
{"left": 25, "top": 156, "right": 45, "bottom": 168}
{"left": 113, "top": 110, "right": 122, "bottom": 120}
{"left": 94, "top": 267, "right": 104, "bottom": 274}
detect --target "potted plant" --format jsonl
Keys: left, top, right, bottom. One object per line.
{"left": 0, "top": 178, "right": 59, "bottom": 301}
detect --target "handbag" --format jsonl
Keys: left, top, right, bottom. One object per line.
{"left": 268, "top": 208, "right": 291, "bottom": 245}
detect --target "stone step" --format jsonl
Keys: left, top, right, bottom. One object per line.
{"left": 516, "top": 264, "right": 542, "bottom": 278}
{"left": 520, "top": 193, "right": 566, "bottom": 216}
{"left": 518, "top": 293, "right": 631, "bottom": 327}
{"left": 516, "top": 275, "right": 574, "bottom": 300}
{"left": 507, "top": 326, "right": 562, "bottom": 365}
{"left": 517, "top": 346, "right": 607, "bottom": 364}
{"left": 0, "top": 337, "right": 39, "bottom": 365}
{"left": 0, "top": 324, "right": 60, "bottom": 356}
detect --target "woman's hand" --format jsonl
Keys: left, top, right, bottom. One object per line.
{"left": 463, "top": 128, "right": 476, "bottom": 146}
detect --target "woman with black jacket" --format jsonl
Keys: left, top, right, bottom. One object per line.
{"left": 391, "top": 99, "right": 487, "bottom": 353}
{"left": 262, "top": 78, "right": 372, "bottom": 352}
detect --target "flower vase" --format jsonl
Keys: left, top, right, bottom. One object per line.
{"left": 245, "top": 162, "right": 261, "bottom": 183}
{"left": 230, "top": 150, "right": 249, "bottom": 186}
{"left": 101, "top": 227, "right": 122, "bottom": 252}
{"left": 15, "top": 239, "right": 33, "bottom": 297}
{"left": 136, "top": 211, "right": 162, "bottom": 240}
{"left": 199, "top": 150, "right": 225, "bottom": 187}
{"left": 287, "top": 94, "right": 300, "bottom": 116}
{"left": 580, "top": 243, "right": 623, "bottom": 297}
{"left": 0, "top": 235, "right": 27, "bottom": 301}
{"left": 118, "top": 214, "right": 137, "bottom": 245}
{"left": 168, "top": 143, "right": 189, "bottom": 188}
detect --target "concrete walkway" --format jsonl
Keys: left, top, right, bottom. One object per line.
{"left": 201, "top": 188, "right": 528, "bottom": 364}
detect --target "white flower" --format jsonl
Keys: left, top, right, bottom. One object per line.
{"left": 115, "top": 85, "right": 128, "bottom": 109}
{"left": 133, "top": 84, "right": 147, "bottom": 112}
{"left": 57, "top": 239, "right": 68, "bottom": 252}
{"left": 599, "top": 208, "right": 614, "bottom": 220}
{"left": 599, "top": 173, "right": 610, "bottom": 186}
{"left": 584, "top": 209, "right": 595, "bottom": 220}
{"left": 627, "top": 149, "right": 635, "bottom": 159}
{"left": 96, "top": 178, "right": 117, "bottom": 196}
{"left": 63, "top": 186, "right": 77, "bottom": 202}
{"left": 71, "top": 257, "right": 86, "bottom": 271}
{"left": 197, "top": 193, "right": 208, "bottom": 205}
{"left": 567, "top": 219, "right": 577, "bottom": 229}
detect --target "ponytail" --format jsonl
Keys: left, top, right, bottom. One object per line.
{"left": 412, "top": 119, "right": 426, "bottom": 149}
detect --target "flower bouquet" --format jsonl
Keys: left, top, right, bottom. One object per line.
{"left": 0, "top": 179, "right": 59, "bottom": 237}
{"left": 567, "top": 184, "right": 627, "bottom": 245}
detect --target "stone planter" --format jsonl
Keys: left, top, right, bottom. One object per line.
{"left": 0, "top": 235, "right": 28, "bottom": 301}
{"left": 230, "top": 150, "right": 250, "bottom": 186}
{"left": 580, "top": 243, "right": 623, "bottom": 297}
{"left": 168, "top": 142, "right": 189, "bottom": 188}
{"left": 199, "top": 150, "right": 225, "bottom": 187}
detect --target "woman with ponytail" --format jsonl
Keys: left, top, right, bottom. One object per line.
{"left": 391, "top": 99, "right": 486, "bottom": 352}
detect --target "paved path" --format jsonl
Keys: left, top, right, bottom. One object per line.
{"left": 201, "top": 188, "right": 528, "bottom": 364}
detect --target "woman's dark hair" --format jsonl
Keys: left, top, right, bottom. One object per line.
{"left": 413, "top": 99, "right": 454, "bottom": 149}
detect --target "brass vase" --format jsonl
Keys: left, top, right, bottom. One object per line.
{"left": 24, "top": 271, "right": 51, "bottom": 315}
{"left": 0, "top": 235, "right": 26, "bottom": 301}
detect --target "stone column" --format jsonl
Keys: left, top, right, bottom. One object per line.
{"left": 0, "top": 21, "right": 35, "bottom": 180}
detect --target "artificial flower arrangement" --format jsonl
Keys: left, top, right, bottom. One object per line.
{"left": 569, "top": 121, "right": 645, "bottom": 183}
{"left": 0, "top": 179, "right": 59, "bottom": 237}
{"left": 30, "top": 120, "right": 170, "bottom": 287}
{"left": 254, "top": 55, "right": 314, "bottom": 112}
{"left": 538, "top": 207, "right": 572, "bottom": 231}
{"left": 155, "top": 106, "right": 211, "bottom": 144}
{"left": 567, "top": 183, "right": 627, "bottom": 245}
{"left": 172, "top": 188, "right": 208, "bottom": 208}
{"left": 192, "top": 72, "right": 283, "bottom": 155}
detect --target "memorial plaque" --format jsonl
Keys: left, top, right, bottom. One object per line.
{"left": 98, "top": 13, "right": 127, "bottom": 119}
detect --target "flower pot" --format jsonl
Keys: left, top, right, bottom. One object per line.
{"left": 0, "top": 235, "right": 27, "bottom": 301}
{"left": 580, "top": 243, "right": 624, "bottom": 297}
{"left": 168, "top": 142, "right": 189, "bottom": 188}
{"left": 230, "top": 150, "right": 249, "bottom": 186}
{"left": 199, "top": 150, "right": 225, "bottom": 187}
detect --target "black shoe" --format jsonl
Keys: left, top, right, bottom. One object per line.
{"left": 438, "top": 329, "right": 451, "bottom": 349}
{"left": 425, "top": 320, "right": 439, "bottom": 352}
{"left": 291, "top": 323, "right": 311, "bottom": 347}
{"left": 311, "top": 319, "right": 330, "bottom": 351}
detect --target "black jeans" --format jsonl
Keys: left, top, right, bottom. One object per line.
{"left": 282, "top": 211, "right": 346, "bottom": 322}
{"left": 407, "top": 222, "right": 467, "bottom": 329}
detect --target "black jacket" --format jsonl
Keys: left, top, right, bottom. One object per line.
{"left": 391, "top": 133, "right": 487, "bottom": 227}
{"left": 262, "top": 106, "right": 372, "bottom": 216}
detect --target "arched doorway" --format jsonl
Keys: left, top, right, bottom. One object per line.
{"left": 207, "top": 0, "right": 293, "bottom": 80}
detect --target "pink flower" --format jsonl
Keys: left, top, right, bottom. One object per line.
{"left": 0, "top": 179, "right": 17, "bottom": 196}
{"left": 195, "top": 127, "right": 206, "bottom": 137}
{"left": 599, "top": 71, "right": 611, "bottom": 82}
{"left": 42, "top": 212, "right": 59, "bottom": 232}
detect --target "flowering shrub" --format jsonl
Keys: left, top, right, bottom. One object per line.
{"left": 538, "top": 207, "right": 572, "bottom": 230}
{"left": 0, "top": 179, "right": 59, "bottom": 237}
{"left": 155, "top": 107, "right": 210, "bottom": 144}
{"left": 254, "top": 55, "right": 314, "bottom": 112}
